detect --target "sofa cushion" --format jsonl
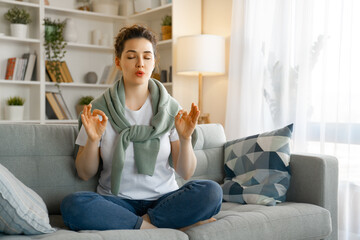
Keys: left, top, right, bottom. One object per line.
{"left": 5, "top": 228, "right": 189, "bottom": 240}
{"left": 222, "top": 124, "right": 293, "bottom": 205}
{"left": 184, "top": 202, "right": 332, "bottom": 240}
{"left": 0, "top": 163, "right": 55, "bottom": 235}
{"left": 0, "top": 124, "right": 98, "bottom": 215}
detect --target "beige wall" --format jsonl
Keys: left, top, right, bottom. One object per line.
{"left": 172, "top": 0, "right": 232, "bottom": 127}
{"left": 172, "top": 0, "right": 202, "bottom": 112}
{"left": 202, "top": 0, "right": 232, "bottom": 126}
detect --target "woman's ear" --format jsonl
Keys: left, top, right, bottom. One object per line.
{"left": 115, "top": 57, "right": 122, "bottom": 70}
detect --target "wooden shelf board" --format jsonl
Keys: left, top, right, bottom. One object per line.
{"left": 0, "top": 35, "right": 40, "bottom": 44}
{"left": 128, "top": 4, "right": 172, "bottom": 21}
{"left": 0, "top": 0, "right": 39, "bottom": 8}
{"left": 45, "top": 6, "right": 126, "bottom": 21}
{"left": 0, "top": 79, "right": 40, "bottom": 85}
{"left": 45, "top": 82, "right": 112, "bottom": 88}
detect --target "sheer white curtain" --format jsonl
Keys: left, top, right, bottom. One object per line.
{"left": 226, "top": 0, "right": 360, "bottom": 239}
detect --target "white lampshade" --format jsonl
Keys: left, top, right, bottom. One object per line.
{"left": 176, "top": 34, "right": 225, "bottom": 76}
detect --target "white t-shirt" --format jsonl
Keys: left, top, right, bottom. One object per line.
{"left": 75, "top": 96, "right": 180, "bottom": 200}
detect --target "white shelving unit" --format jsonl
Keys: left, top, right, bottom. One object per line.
{"left": 0, "top": 0, "right": 173, "bottom": 124}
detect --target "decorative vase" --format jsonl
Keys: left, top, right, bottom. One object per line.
{"left": 10, "top": 24, "right": 28, "bottom": 39}
{"left": 63, "top": 18, "right": 78, "bottom": 43}
{"left": 5, "top": 105, "right": 24, "bottom": 121}
{"left": 84, "top": 72, "right": 98, "bottom": 84}
{"left": 161, "top": 25, "right": 172, "bottom": 40}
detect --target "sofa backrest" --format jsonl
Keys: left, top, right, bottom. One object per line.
{"left": 0, "top": 123, "right": 227, "bottom": 215}
{"left": 177, "top": 123, "right": 226, "bottom": 186}
{"left": 0, "top": 124, "right": 97, "bottom": 215}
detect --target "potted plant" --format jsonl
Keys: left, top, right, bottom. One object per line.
{"left": 161, "top": 15, "right": 172, "bottom": 40}
{"left": 76, "top": 96, "right": 94, "bottom": 116}
{"left": 5, "top": 96, "right": 25, "bottom": 121}
{"left": 4, "top": 7, "right": 32, "bottom": 38}
{"left": 43, "top": 18, "right": 67, "bottom": 83}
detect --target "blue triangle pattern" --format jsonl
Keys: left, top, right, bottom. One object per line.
{"left": 276, "top": 143, "right": 290, "bottom": 154}
{"left": 254, "top": 142, "right": 264, "bottom": 152}
{"left": 227, "top": 149, "right": 238, "bottom": 161}
{"left": 268, "top": 152, "right": 289, "bottom": 172}
{"left": 221, "top": 124, "right": 293, "bottom": 206}
{"left": 224, "top": 164, "right": 236, "bottom": 179}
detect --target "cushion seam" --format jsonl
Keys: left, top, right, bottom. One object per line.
{"left": 188, "top": 211, "right": 330, "bottom": 239}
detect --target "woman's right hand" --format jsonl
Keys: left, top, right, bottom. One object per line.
{"left": 81, "top": 104, "right": 108, "bottom": 142}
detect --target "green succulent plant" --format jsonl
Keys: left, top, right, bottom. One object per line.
{"left": 43, "top": 18, "right": 67, "bottom": 83}
{"left": 161, "top": 15, "right": 172, "bottom": 26}
{"left": 78, "top": 96, "right": 94, "bottom": 105}
{"left": 7, "top": 96, "right": 25, "bottom": 106}
{"left": 4, "top": 7, "right": 32, "bottom": 24}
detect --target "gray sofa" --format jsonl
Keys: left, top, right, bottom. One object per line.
{"left": 0, "top": 123, "right": 338, "bottom": 240}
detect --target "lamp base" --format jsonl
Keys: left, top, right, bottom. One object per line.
{"left": 198, "top": 113, "right": 210, "bottom": 124}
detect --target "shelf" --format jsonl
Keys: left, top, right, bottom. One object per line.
{"left": 0, "top": 80, "right": 40, "bottom": 85}
{"left": 0, "top": 0, "right": 174, "bottom": 124}
{"left": 158, "top": 39, "right": 172, "bottom": 48}
{"left": 45, "top": 82, "right": 112, "bottom": 88}
{"left": 66, "top": 42, "right": 113, "bottom": 51}
{"left": 129, "top": 4, "right": 172, "bottom": 21}
{"left": 45, "top": 6, "right": 126, "bottom": 21}
{"left": 0, "top": 0, "right": 39, "bottom": 8}
{"left": 0, "top": 35, "right": 40, "bottom": 44}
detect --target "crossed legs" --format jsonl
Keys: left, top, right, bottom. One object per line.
{"left": 60, "top": 180, "right": 222, "bottom": 230}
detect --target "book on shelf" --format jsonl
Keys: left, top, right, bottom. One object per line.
{"left": 98, "top": 65, "right": 111, "bottom": 84}
{"left": 22, "top": 53, "right": 37, "bottom": 81}
{"left": 53, "top": 92, "right": 73, "bottom": 119}
{"left": 46, "top": 92, "right": 64, "bottom": 120}
{"left": 45, "top": 95, "right": 58, "bottom": 120}
{"left": 45, "top": 61, "right": 65, "bottom": 83}
{"left": 5, "top": 58, "right": 17, "bottom": 80}
{"left": 45, "top": 91, "right": 72, "bottom": 120}
{"left": 14, "top": 58, "right": 26, "bottom": 80}
{"left": 4, "top": 54, "right": 37, "bottom": 81}
{"left": 105, "top": 64, "right": 121, "bottom": 85}
{"left": 45, "top": 61, "right": 73, "bottom": 83}
{"left": 61, "top": 61, "right": 74, "bottom": 83}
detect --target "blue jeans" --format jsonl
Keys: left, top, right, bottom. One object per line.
{"left": 60, "top": 180, "right": 222, "bottom": 230}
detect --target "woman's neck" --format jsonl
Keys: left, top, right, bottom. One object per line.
{"left": 124, "top": 82, "right": 149, "bottom": 111}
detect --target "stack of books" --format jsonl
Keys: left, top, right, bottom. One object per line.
{"left": 45, "top": 91, "right": 73, "bottom": 120}
{"left": 98, "top": 64, "right": 122, "bottom": 85}
{"left": 4, "top": 53, "right": 37, "bottom": 81}
{"left": 45, "top": 61, "right": 74, "bottom": 83}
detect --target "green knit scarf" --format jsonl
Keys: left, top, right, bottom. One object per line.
{"left": 78, "top": 78, "right": 181, "bottom": 195}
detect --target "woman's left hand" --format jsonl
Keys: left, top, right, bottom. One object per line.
{"left": 175, "top": 103, "right": 200, "bottom": 140}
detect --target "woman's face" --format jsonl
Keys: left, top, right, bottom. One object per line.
{"left": 116, "top": 37, "right": 155, "bottom": 87}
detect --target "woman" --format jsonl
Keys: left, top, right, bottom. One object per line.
{"left": 60, "top": 25, "right": 222, "bottom": 231}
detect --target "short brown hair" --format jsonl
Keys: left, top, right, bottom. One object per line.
{"left": 114, "top": 24, "right": 157, "bottom": 59}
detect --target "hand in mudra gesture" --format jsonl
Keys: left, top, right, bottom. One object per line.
{"left": 81, "top": 104, "right": 108, "bottom": 142}
{"left": 175, "top": 103, "right": 200, "bottom": 140}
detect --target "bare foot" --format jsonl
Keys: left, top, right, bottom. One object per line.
{"left": 179, "top": 217, "right": 216, "bottom": 231}
{"left": 140, "top": 214, "right": 157, "bottom": 229}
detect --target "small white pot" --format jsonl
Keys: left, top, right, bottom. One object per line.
{"left": 5, "top": 105, "right": 24, "bottom": 121}
{"left": 10, "top": 24, "right": 28, "bottom": 39}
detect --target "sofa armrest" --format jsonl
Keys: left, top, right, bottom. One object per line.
{"left": 286, "top": 153, "right": 338, "bottom": 240}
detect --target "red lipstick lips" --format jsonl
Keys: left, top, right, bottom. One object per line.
{"left": 136, "top": 71, "right": 145, "bottom": 77}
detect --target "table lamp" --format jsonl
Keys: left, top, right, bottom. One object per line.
{"left": 176, "top": 34, "right": 225, "bottom": 124}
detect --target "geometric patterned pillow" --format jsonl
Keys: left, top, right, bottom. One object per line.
{"left": 222, "top": 124, "right": 293, "bottom": 206}
{"left": 0, "top": 163, "right": 55, "bottom": 235}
